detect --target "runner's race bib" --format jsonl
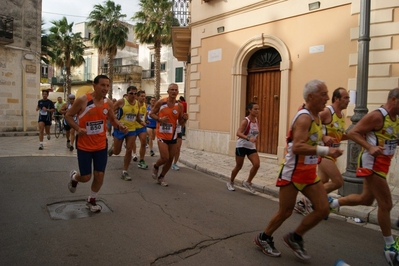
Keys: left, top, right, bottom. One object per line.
{"left": 159, "top": 123, "right": 173, "bottom": 133}
{"left": 383, "top": 139, "right": 398, "bottom": 155}
{"left": 125, "top": 113, "right": 136, "bottom": 122}
{"left": 86, "top": 120, "right": 104, "bottom": 135}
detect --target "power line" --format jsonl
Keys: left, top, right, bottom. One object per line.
{"left": 42, "top": 11, "right": 88, "bottom": 18}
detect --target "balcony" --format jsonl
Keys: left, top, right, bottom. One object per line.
{"left": 100, "top": 64, "right": 143, "bottom": 83}
{"left": 0, "top": 15, "right": 14, "bottom": 45}
{"left": 171, "top": 0, "right": 191, "bottom": 61}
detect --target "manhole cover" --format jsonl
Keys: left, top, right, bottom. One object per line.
{"left": 47, "top": 199, "right": 112, "bottom": 220}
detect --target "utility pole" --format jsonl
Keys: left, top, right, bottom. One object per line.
{"left": 339, "top": 0, "right": 371, "bottom": 196}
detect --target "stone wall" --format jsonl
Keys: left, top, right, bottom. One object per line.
{"left": 0, "top": 0, "right": 42, "bottom": 132}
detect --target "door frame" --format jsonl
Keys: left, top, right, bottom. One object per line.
{"left": 230, "top": 34, "right": 291, "bottom": 161}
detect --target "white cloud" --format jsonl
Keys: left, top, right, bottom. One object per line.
{"left": 42, "top": 0, "right": 140, "bottom": 31}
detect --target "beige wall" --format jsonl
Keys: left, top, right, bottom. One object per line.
{"left": 186, "top": 0, "right": 399, "bottom": 162}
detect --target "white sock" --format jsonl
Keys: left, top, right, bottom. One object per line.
{"left": 384, "top": 236, "right": 395, "bottom": 246}
{"left": 89, "top": 191, "right": 98, "bottom": 199}
{"left": 40, "top": 142, "right": 43, "bottom": 145}
{"left": 331, "top": 199, "right": 340, "bottom": 208}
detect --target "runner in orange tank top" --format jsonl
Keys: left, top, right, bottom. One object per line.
{"left": 64, "top": 75, "right": 127, "bottom": 213}
{"left": 149, "top": 83, "right": 188, "bottom": 187}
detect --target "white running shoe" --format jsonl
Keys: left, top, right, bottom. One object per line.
{"left": 226, "top": 182, "right": 235, "bottom": 191}
{"left": 243, "top": 181, "right": 256, "bottom": 194}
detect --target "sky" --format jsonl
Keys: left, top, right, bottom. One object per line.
{"left": 42, "top": 0, "right": 141, "bottom": 31}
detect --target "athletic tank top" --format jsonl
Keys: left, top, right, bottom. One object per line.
{"left": 146, "top": 105, "right": 157, "bottom": 128}
{"left": 156, "top": 98, "right": 180, "bottom": 141}
{"left": 322, "top": 105, "right": 346, "bottom": 147}
{"left": 134, "top": 102, "right": 147, "bottom": 129}
{"left": 119, "top": 98, "right": 137, "bottom": 131}
{"left": 77, "top": 94, "right": 109, "bottom": 152}
{"left": 280, "top": 109, "right": 324, "bottom": 184}
{"left": 236, "top": 117, "right": 259, "bottom": 150}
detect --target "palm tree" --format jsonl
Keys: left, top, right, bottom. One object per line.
{"left": 48, "top": 17, "right": 86, "bottom": 95}
{"left": 132, "top": 0, "right": 173, "bottom": 100}
{"left": 40, "top": 21, "right": 54, "bottom": 65}
{"left": 87, "top": 0, "right": 129, "bottom": 99}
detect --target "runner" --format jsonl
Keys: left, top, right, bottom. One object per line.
{"left": 134, "top": 90, "right": 149, "bottom": 169}
{"left": 226, "top": 102, "right": 260, "bottom": 194}
{"left": 254, "top": 79, "right": 342, "bottom": 261}
{"left": 146, "top": 97, "right": 157, "bottom": 157}
{"left": 65, "top": 75, "right": 127, "bottom": 212}
{"left": 108, "top": 86, "right": 139, "bottom": 181}
{"left": 36, "top": 90, "right": 55, "bottom": 150}
{"left": 60, "top": 94, "right": 77, "bottom": 151}
{"left": 150, "top": 83, "right": 188, "bottom": 186}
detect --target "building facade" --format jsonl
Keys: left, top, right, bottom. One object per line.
{"left": 1, "top": 0, "right": 42, "bottom": 132}
{"left": 171, "top": 0, "right": 399, "bottom": 182}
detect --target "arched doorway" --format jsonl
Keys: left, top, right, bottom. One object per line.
{"left": 246, "top": 48, "right": 281, "bottom": 154}
{"left": 231, "top": 34, "right": 291, "bottom": 160}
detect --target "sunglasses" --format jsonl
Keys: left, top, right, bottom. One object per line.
{"left": 128, "top": 92, "right": 137, "bottom": 95}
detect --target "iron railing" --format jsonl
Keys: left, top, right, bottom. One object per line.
{"left": 172, "top": 0, "right": 191, "bottom": 27}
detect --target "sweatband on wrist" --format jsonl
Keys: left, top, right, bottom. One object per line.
{"left": 316, "top": 145, "right": 329, "bottom": 156}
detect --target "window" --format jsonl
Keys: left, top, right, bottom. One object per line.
{"left": 113, "top": 58, "right": 122, "bottom": 66}
{"left": 175, "top": 67, "right": 183, "bottom": 83}
{"left": 161, "top": 62, "right": 166, "bottom": 72}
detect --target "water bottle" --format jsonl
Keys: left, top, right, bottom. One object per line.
{"left": 334, "top": 260, "right": 350, "bottom": 266}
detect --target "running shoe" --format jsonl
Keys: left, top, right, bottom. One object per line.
{"left": 171, "top": 164, "right": 180, "bottom": 171}
{"left": 138, "top": 160, "right": 148, "bottom": 169}
{"left": 66, "top": 140, "right": 71, "bottom": 148}
{"left": 121, "top": 171, "right": 132, "bottom": 181}
{"left": 38, "top": 144, "right": 44, "bottom": 150}
{"left": 150, "top": 150, "right": 155, "bottom": 157}
{"left": 47, "top": 134, "right": 51, "bottom": 140}
{"left": 294, "top": 197, "right": 313, "bottom": 216}
{"left": 108, "top": 143, "right": 114, "bottom": 157}
{"left": 243, "top": 181, "right": 256, "bottom": 194}
{"left": 68, "top": 170, "right": 78, "bottom": 193}
{"left": 283, "top": 232, "right": 311, "bottom": 261}
{"left": 132, "top": 154, "right": 138, "bottom": 162}
{"left": 384, "top": 237, "right": 399, "bottom": 266}
{"left": 226, "top": 181, "right": 235, "bottom": 191}
{"left": 157, "top": 176, "right": 168, "bottom": 187}
{"left": 152, "top": 163, "right": 159, "bottom": 179}
{"left": 86, "top": 197, "right": 102, "bottom": 213}
{"left": 254, "top": 234, "right": 281, "bottom": 257}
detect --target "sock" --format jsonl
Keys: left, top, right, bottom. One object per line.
{"left": 331, "top": 199, "right": 340, "bottom": 208}
{"left": 384, "top": 236, "right": 395, "bottom": 246}
{"left": 293, "top": 232, "right": 303, "bottom": 242}
{"left": 89, "top": 191, "right": 98, "bottom": 200}
{"left": 40, "top": 142, "right": 43, "bottom": 145}
{"left": 260, "top": 232, "right": 271, "bottom": 241}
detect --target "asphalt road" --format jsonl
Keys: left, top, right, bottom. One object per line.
{"left": 0, "top": 156, "right": 388, "bottom": 266}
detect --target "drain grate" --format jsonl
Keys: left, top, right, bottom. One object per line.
{"left": 47, "top": 199, "right": 112, "bottom": 220}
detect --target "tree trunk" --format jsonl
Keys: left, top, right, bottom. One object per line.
{"left": 154, "top": 41, "right": 161, "bottom": 100}
{"left": 66, "top": 66, "right": 72, "bottom": 96}
{"left": 107, "top": 54, "right": 114, "bottom": 99}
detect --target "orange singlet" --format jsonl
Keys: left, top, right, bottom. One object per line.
{"left": 156, "top": 98, "right": 180, "bottom": 141}
{"left": 77, "top": 93, "right": 109, "bottom": 152}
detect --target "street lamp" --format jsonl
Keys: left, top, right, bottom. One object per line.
{"left": 339, "top": 0, "right": 371, "bottom": 196}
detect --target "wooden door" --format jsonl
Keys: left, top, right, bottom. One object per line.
{"left": 246, "top": 66, "right": 280, "bottom": 154}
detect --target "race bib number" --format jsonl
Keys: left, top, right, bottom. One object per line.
{"left": 304, "top": 155, "right": 318, "bottom": 164}
{"left": 383, "top": 139, "right": 398, "bottom": 155}
{"left": 40, "top": 110, "right": 48, "bottom": 115}
{"left": 125, "top": 113, "right": 136, "bottom": 122}
{"left": 159, "top": 123, "right": 173, "bottom": 133}
{"left": 86, "top": 120, "right": 104, "bottom": 135}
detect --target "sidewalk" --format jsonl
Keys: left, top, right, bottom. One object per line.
{"left": 1, "top": 131, "right": 399, "bottom": 232}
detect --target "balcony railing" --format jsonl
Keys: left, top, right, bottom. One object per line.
{"left": 172, "top": 0, "right": 191, "bottom": 27}
{"left": 0, "top": 15, "right": 13, "bottom": 44}
{"left": 100, "top": 63, "right": 140, "bottom": 75}
{"left": 142, "top": 69, "right": 154, "bottom": 79}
